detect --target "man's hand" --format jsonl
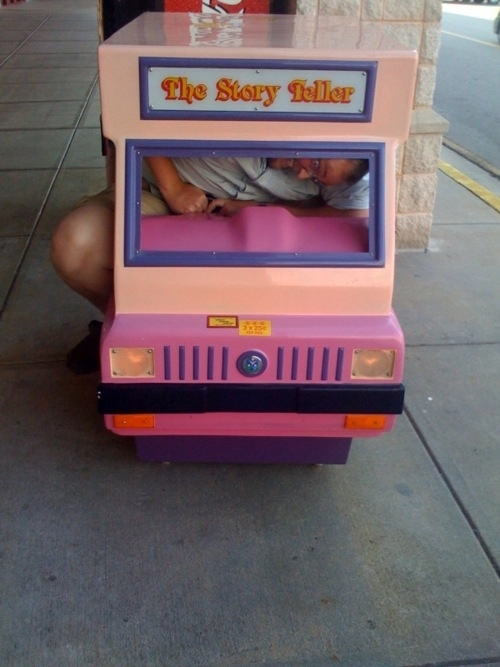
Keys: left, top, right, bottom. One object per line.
{"left": 145, "top": 156, "right": 208, "bottom": 214}
{"left": 164, "top": 182, "right": 208, "bottom": 214}
{"left": 206, "top": 198, "right": 256, "bottom": 217}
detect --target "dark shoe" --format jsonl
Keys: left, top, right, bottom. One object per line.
{"left": 66, "top": 320, "right": 103, "bottom": 374}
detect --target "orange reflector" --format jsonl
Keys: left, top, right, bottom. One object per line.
{"left": 113, "top": 414, "right": 155, "bottom": 429}
{"left": 345, "top": 414, "right": 386, "bottom": 430}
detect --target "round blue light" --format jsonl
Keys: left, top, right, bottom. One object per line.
{"left": 237, "top": 351, "right": 268, "bottom": 377}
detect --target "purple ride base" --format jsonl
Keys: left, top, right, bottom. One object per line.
{"left": 135, "top": 435, "right": 352, "bottom": 464}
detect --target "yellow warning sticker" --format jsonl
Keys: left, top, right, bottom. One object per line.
{"left": 239, "top": 320, "right": 272, "bottom": 336}
{"left": 207, "top": 316, "right": 238, "bottom": 328}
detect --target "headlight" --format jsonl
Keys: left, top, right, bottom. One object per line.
{"left": 110, "top": 347, "right": 155, "bottom": 377}
{"left": 351, "top": 349, "right": 395, "bottom": 379}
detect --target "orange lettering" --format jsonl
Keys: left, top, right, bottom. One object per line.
{"left": 215, "top": 77, "right": 235, "bottom": 102}
{"left": 215, "top": 78, "right": 280, "bottom": 106}
{"left": 160, "top": 76, "right": 207, "bottom": 104}
{"left": 288, "top": 78, "right": 356, "bottom": 104}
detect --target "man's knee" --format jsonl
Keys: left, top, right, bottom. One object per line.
{"left": 51, "top": 206, "right": 113, "bottom": 276}
{"left": 51, "top": 211, "right": 86, "bottom": 274}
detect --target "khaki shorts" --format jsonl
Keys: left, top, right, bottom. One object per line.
{"left": 74, "top": 183, "right": 171, "bottom": 216}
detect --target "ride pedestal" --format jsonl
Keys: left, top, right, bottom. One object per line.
{"left": 135, "top": 435, "right": 352, "bottom": 464}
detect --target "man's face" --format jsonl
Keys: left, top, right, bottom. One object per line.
{"left": 269, "top": 158, "right": 357, "bottom": 186}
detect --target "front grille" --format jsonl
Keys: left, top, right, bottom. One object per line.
{"left": 164, "top": 345, "right": 345, "bottom": 382}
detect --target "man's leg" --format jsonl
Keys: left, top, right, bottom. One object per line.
{"left": 51, "top": 198, "right": 114, "bottom": 373}
{"left": 51, "top": 187, "right": 170, "bottom": 373}
{"left": 50, "top": 201, "right": 114, "bottom": 314}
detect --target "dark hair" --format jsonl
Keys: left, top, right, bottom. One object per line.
{"left": 346, "top": 159, "right": 370, "bottom": 185}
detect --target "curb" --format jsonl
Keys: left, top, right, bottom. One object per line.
{"left": 438, "top": 160, "right": 500, "bottom": 215}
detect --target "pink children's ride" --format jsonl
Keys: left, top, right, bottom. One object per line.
{"left": 96, "top": 12, "right": 418, "bottom": 464}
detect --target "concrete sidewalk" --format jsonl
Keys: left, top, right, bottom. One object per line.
{"left": 1, "top": 2, "right": 499, "bottom": 666}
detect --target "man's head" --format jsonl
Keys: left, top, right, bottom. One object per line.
{"left": 269, "top": 157, "right": 369, "bottom": 187}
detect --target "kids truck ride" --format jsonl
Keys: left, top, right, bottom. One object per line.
{"left": 96, "top": 11, "right": 418, "bottom": 464}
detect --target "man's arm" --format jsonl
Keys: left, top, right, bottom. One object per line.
{"left": 283, "top": 196, "right": 368, "bottom": 218}
{"left": 206, "top": 197, "right": 368, "bottom": 218}
{"left": 145, "top": 156, "right": 208, "bottom": 214}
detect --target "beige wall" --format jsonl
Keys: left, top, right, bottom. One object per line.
{"left": 297, "top": 0, "right": 449, "bottom": 248}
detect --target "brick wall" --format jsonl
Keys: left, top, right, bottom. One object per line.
{"left": 297, "top": 0, "right": 448, "bottom": 248}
